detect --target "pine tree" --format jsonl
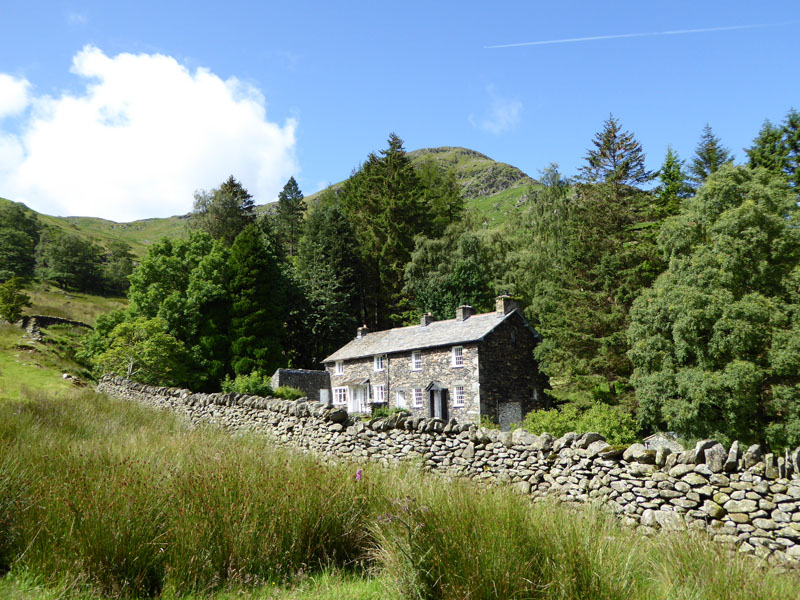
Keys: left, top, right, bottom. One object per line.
{"left": 746, "top": 119, "right": 787, "bottom": 174}
{"left": 275, "top": 176, "right": 305, "bottom": 257}
{"left": 228, "top": 223, "right": 287, "bottom": 376}
{"left": 655, "top": 146, "right": 692, "bottom": 217}
{"left": 339, "top": 133, "right": 427, "bottom": 327}
{"left": 689, "top": 124, "right": 733, "bottom": 186}
{"left": 579, "top": 114, "right": 653, "bottom": 200}
{"left": 784, "top": 108, "right": 800, "bottom": 188}
{"left": 524, "top": 120, "right": 659, "bottom": 403}
{"left": 294, "top": 192, "right": 363, "bottom": 365}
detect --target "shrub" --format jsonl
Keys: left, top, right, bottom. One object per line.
{"left": 523, "top": 403, "right": 638, "bottom": 444}
{"left": 221, "top": 371, "right": 273, "bottom": 397}
{"left": 479, "top": 415, "right": 499, "bottom": 430}
{"left": 372, "top": 406, "right": 411, "bottom": 419}
{"left": 274, "top": 385, "right": 305, "bottom": 400}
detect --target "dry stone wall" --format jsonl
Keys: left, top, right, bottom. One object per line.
{"left": 97, "top": 375, "right": 800, "bottom": 567}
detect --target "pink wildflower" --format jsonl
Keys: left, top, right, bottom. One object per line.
{"left": 355, "top": 468, "right": 362, "bottom": 481}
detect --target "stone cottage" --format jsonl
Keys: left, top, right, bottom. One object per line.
{"left": 323, "top": 295, "right": 548, "bottom": 428}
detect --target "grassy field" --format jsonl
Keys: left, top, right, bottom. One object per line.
{"left": 1, "top": 385, "right": 799, "bottom": 600}
{"left": 23, "top": 283, "right": 127, "bottom": 324}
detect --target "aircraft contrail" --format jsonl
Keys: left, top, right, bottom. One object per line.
{"left": 485, "top": 22, "right": 798, "bottom": 49}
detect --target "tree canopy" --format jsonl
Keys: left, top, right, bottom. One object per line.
{"left": 190, "top": 176, "right": 256, "bottom": 246}
{"left": 629, "top": 166, "right": 800, "bottom": 448}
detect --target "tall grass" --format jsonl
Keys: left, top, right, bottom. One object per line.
{"left": 1, "top": 387, "right": 799, "bottom": 599}
{"left": 0, "top": 388, "right": 380, "bottom": 597}
{"left": 371, "top": 472, "right": 799, "bottom": 600}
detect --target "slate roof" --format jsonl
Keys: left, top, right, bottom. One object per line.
{"left": 323, "top": 309, "right": 528, "bottom": 363}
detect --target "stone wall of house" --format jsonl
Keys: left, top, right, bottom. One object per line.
{"left": 270, "top": 368, "right": 330, "bottom": 403}
{"left": 478, "top": 312, "right": 547, "bottom": 428}
{"left": 97, "top": 374, "right": 800, "bottom": 567}
{"left": 387, "top": 344, "right": 480, "bottom": 422}
{"left": 326, "top": 344, "right": 481, "bottom": 422}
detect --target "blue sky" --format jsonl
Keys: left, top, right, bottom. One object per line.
{"left": 0, "top": 1, "right": 797, "bottom": 221}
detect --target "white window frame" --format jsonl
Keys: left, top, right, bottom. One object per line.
{"left": 374, "top": 354, "right": 385, "bottom": 372}
{"left": 373, "top": 384, "right": 386, "bottom": 404}
{"left": 452, "top": 345, "right": 464, "bottom": 368}
{"left": 335, "top": 361, "right": 344, "bottom": 375}
{"left": 396, "top": 390, "right": 406, "bottom": 409}
{"left": 413, "top": 388, "right": 423, "bottom": 408}
{"left": 411, "top": 351, "right": 422, "bottom": 371}
{"left": 333, "top": 386, "right": 348, "bottom": 405}
{"left": 454, "top": 385, "right": 465, "bottom": 407}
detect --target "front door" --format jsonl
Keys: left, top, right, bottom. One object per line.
{"left": 428, "top": 389, "right": 448, "bottom": 421}
{"left": 349, "top": 386, "right": 368, "bottom": 414}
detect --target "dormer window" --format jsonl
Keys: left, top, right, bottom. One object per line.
{"left": 452, "top": 346, "right": 463, "bottom": 367}
{"left": 374, "top": 354, "right": 385, "bottom": 371}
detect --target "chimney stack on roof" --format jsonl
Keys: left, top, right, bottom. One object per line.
{"left": 420, "top": 313, "right": 434, "bottom": 326}
{"left": 496, "top": 295, "right": 519, "bottom": 316}
{"left": 455, "top": 305, "right": 475, "bottom": 321}
{"left": 356, "top": 324, "right": 369, "bottom": 339}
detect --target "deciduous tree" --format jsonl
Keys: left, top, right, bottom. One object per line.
{"left": 189, "top": 176, "right": 255, "bottom": 246}
{"left": 629, "top": 166, "right": 800, "bottom": 448}
{"left": 0, "top": 277, "right": 31, "bottom": 323}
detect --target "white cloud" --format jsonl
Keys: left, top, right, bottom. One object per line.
{"left": 0, "top": 45, "right": 298, "bottom": 221}
{"left": 0, "top": 74, "right": 31, "bottom": 118}
{"left": 469, "top": 86, "right": 523, "bottom": 135}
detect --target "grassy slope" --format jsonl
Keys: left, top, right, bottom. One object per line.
{"left": 0, "top": 285, "right": 126, "bottom": 402}
{"left": 0, "top": 145, "right": 538, "bottom": 257}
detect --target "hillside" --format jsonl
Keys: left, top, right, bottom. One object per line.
{"left": 305, "top": 146, "right": 538, "bottom": 229}
{"left": 0, "top": 146, "right": 536, "bottom": 257}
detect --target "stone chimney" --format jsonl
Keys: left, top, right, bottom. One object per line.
{"left": 356, "top": 324, "right": 369, "bottom": 339}
{"left": 420, "top": 313, "right": 434, "bottom": 326}
{"left": 455, "top": 305, "right": 475, "bottom": 322}
{"left": 496, "top": 295, "right": 519, "bottom": 315}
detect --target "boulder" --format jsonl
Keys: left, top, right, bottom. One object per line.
{"left": 724, "top": 441, "right": 740, "bottom": 473}
{"left": 530, "top": 433, "right": 555, "bottom": 452}
{"left": 623, "top": 443, "right": 656, "bottom": 464}
{"left": 723, "top": 499, "right": 759, "bottom": 514}
{"left": 575, "top": 432, "right": 605, "bottom": 449}
{"left": 327, "top": 407, "right": 348, "bottom": 424}
{"left": 553, "top": 432, "right": 577, "bottom": 452}
{"left": 743, "top": 444, "right": 763, "bottom": 469}
{"left": 693, "top": 439, "right": 719, "bottom": 464}
{"left": 703, "top": 443, "right": 727, "bottom": 473}
{"left": 511, "top": 428, "right": 537, "bottom": 446}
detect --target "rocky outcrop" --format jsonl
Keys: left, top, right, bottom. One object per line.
{"left": 97, "top": 375, "right": 800, "bottom": 567}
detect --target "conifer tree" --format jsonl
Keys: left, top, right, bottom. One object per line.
{"left": 746, "top": 119, "right": 787, "bottom": 174}
{"left": 228, "top": 223, "right": 286, "bottom": 376}
{"left": 340, "top": 133, "right": 427, "bottom": 327}
{"left": 688, "top": 124, "right": 733, "bottom": 186}
{"left": 579, "top": 114, "right": 653, "bottom": 200}
{"left": 525, "top": 119, "right": 659, "bottom": 403}
{"left": 275, "top": 176, "right": 305, "bottom": 257}
{"left": 747, "top": 109, "right": 800, "bottom": 188}
{"left": 655, "top": 146, "right": 692, "bottom": 217}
